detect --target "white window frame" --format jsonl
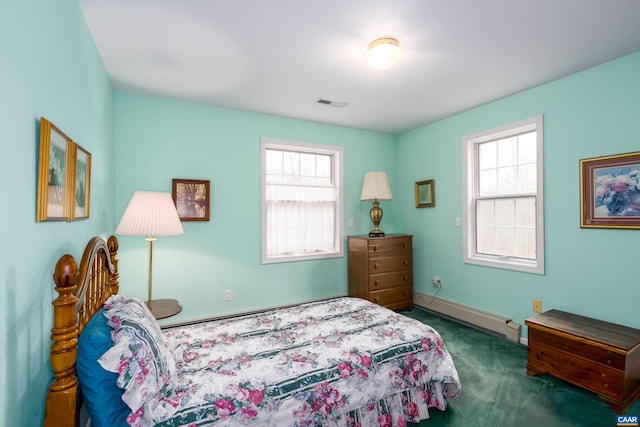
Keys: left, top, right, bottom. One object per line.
{"left": 261, "top": 137, "right": 344, "bottom": 264}
{"left": 462, "top": 116, "right": 544, "bottom": 274}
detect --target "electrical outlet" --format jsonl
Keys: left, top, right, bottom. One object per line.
{"left": 224, "top": 290, "right": 232, "bottom": 301}
{"left": 432, "top": 277, "right": 441, "bottom": 288}
{"left": 532, "top": 299, "right": 542, "bottom": 313}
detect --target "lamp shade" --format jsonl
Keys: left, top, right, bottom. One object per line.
{"left": 115, "top": 191, "right": 184, "bottom": 237}
{"left": 360, "top": 172, "right": 393, "bottom": 201}
{"left": 367, "top": 38, "right": 400, "bottom": 70}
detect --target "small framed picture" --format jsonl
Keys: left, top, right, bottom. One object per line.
{"left": 580, "top": 151, "right": 640, "bottom": 229}
{"left": 37, "top": 118, "right": 72, "bottom": 221}
{"left": 415, "top": 179, "right": 435, "bottom": 208}
{"left": 172, "top": 178, "right": 210, "bottom": 221}
{"left": 69, "top": 143, "right": 91, "bottom": 221}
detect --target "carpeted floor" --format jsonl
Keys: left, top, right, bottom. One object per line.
{"left": 401, "top": 307, "right": 640, "bottom": 427}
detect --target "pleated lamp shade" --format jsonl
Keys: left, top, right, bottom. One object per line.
{"left": 116, "top": 191, "right": 184, "bottom": 237}
{"left": 360, "top": 172, "right": 393, "bottom": 201}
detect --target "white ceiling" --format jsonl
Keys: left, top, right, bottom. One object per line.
{"left": 81, "top": 0, "right": 640, "bottom": 135}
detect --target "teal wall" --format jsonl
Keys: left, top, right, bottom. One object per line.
{"left": 396, "top": 52, "right": 640, "bottom": 333}
{"left": 114, "top": 92, "right": 397, "bottom": 323}
{"left": 0, "top": 1, "right": 115, "bottom": 425}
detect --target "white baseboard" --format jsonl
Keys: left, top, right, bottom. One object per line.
{"left": 414, "top": 292, "right": 521, "bottom": 343}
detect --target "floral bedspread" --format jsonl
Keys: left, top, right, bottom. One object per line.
{"left": 148, "top": 297, "right": 461, "bottom": 426}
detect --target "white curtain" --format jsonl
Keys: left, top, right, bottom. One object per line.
{"left": 266, "top": 184, "right": 336, "bottom": 256}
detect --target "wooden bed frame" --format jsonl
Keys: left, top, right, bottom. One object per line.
{"left": 44, "top": 235, "right": 120, "bottom": 427}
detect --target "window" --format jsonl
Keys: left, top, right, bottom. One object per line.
{"left": 463, "top": 116, "right": 544, "bottom": 274}
{"left": 261, "top": 138, "right": 343, "bottom": 263}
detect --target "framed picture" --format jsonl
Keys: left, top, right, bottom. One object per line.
{"left": 172, "top": 178, "right": 210, "bottom": 221}
{"left": 69, "top": 143, "right": 91, "bottom": 221}
{"left": 580, "top": 151, "right": 640, "bottom": 229}
{"left": 415, "top": 179, "right": 435, "bottom": 208}
{"left": 37, "top": 118, "right": 72, "bottom": 221}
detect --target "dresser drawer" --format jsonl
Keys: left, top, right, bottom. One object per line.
{"left": 369, "top": 255, "right": 412, "bottom": 274}
{"left": 368, "top": 237, "right": 411, "bottom": 255}
{"left": 529, "top": 328, "right": 626, "bottom": 370}
{"left": 369, "top": 271, "right": 412, "bottom": 291}
{"left": 369, "top": 286, "right": 412, "bottom": 307}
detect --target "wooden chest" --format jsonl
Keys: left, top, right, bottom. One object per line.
{"left": 347, "top": 235, "right": 413, "bottom": 311}
{"left": 526, "top": 310, "right": 640, "bottom": 413}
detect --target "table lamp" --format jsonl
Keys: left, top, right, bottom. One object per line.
{"left": 360, "top": 171, "right": 393, "bottom": 237}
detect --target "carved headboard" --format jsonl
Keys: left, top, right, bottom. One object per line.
{"left": 44, "top": 235, "right": 119, "bottom": 427}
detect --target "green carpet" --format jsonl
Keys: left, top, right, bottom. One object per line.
{"left": 400, "top": 307, "right": 640, "bottom": 427}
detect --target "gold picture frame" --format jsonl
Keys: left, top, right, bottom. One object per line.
{"left": 37, "top": 117, "right": 92, "bottom": 222}
{"left": 415, "top": 179, "right": 435, "bottom": 208}
{"left": 580, "top": 151, "right": 640, "bottom": 229}
{"left": 172, "top": 178, "right": 210, "bottom": 221}
{"left": 69, "top": 143, "right": 91, "bottom": 221}
{"left": 37, "top": 118, "right": 72, "bottom": 221}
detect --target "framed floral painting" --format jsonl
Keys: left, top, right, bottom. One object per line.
{"left": 580, "top": 151, "right": 640, "bottom": 229}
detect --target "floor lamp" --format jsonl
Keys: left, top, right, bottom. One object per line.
{"left": 115, "top": 190, "right": 184, "bottom": 319}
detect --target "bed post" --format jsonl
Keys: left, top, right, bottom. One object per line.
{"left": 44, "top": 254, "right": 80, "bottom": 427}
{"left": 108, "top": 235, "right": 119, "bottom": 295}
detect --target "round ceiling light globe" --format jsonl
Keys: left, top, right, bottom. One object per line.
{"left": 367, "top": 38, "right": 400, "bottom": 70}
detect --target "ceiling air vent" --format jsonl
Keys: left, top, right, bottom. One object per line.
{"left": 316, "top": 99, "right": 348, "bottom": 108}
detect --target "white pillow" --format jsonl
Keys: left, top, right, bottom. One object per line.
{"left": 99, "top": 296, "right": 178, "bottom": 415}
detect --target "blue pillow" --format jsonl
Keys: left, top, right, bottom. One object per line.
{"left": 77, "top": 308, "right": 129, "bottom": 427}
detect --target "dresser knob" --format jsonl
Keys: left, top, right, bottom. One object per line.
{"left": 374, "top": 296, "right": 380, "bottom": 302}
{"left": 403, "top": 259, "right": 408, "bottom": 265}
{"left": 372, "top": 246, "right": 377, "bottom": 252}
{"left": 402, "top": 243, "right": 406, "bottom": 248}
{"left": 403, "top": 274, "right": 408, "bottom": 281}
{"left": 374, "top": 280, "right": 380, "bottom": 286}
{"left": 403, "top": 291, "right": 408, "bottom": 296}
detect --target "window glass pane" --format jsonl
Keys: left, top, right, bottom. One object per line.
{"left": 266, "top": 150, "right": 282, "bottom": 175}
{"left": 515, "top": 197, "right": 536, "bottom": 227}
{"left": 518, "top": 132, "right": 536, "bottom": 164}
{"left": 497, "top": 166, "right": 516, "bottom": 194}
{"left": 476, "top": 226, "right": 495, "bottom": 254}
{"left": 497, "top": 137, "right": 517, "bottom": 167}
{"left": 300, "top": 153, "right": 316, "bottom": 177}
{"left": 495, "top": 227, "right": 515, "bottom": 256}
{"left": 479, "top": 141, "right": 496, "bottom": 169}
{"left": 283, "top": 151, "right": 299, "bottom": 178}
{"left": 495, "top": 199, "right": 514, "bottom": 226}
{"left": 479, "top": 169, "right": 497, "bottom": 196}
{"left": 476, "top": 200, "right": 494, "bottom": 226}
{"left": 317, "top": 154, "right": 331, "bottom": 178}
{"left": 517, "top": 164, "right": 536, "bottom": 193}
{"left": 515, "top": 227, "right": 536, "bottom": 259}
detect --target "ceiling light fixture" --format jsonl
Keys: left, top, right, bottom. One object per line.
{"left": 367, "top": 37, "right": 400, "bottom": 70}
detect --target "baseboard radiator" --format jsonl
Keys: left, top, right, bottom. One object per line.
{"left": 414, "top": 292, "right": 521, "bottom": 343}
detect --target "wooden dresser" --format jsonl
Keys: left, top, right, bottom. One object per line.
{"left": 526, "top": 309, "right": 640, "bottom": 413}
{"left": 347, "top": 235, "right": 413, "bottom": 311}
